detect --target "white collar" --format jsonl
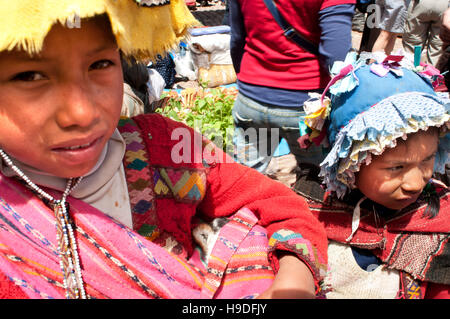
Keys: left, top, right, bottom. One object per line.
{"left": 0, "top": 129, "right": 126, "bottom": 200}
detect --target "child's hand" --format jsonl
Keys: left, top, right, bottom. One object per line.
{"left": 257, "top": 253, "right": 316, "bottom": 299}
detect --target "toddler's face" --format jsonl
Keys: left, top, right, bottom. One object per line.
{"left": 0, "top": 17, "right": 123, "bottom": 178}
{"left": 355, "top": 129, "right": 439, "bottom": 210}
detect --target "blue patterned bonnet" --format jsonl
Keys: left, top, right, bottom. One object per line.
{"left": 319, "top": 55, "right": 450, "bottom": 198}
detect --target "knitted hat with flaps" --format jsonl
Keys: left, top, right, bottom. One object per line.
{"left": 0, "top": 0, "right": 199, "bottom": 61}
{"left": 313, "top": 53, "right": 450, "bottom": 198}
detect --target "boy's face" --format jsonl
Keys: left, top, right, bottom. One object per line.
{"left": 0, "top": 17, "right": 123, "bottom": 178}
{"left": 355, "top": 129, "right": 439, "bottom": 210}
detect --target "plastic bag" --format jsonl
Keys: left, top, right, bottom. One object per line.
{"left": 146, "top": 69, "right": 166, "bottom": 104}
{"left": 173, "top": 49, "right": 197, "bottom": 81}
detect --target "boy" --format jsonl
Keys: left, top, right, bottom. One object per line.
{"left": 0, "top": 0, "right": 327, "bottom": 299}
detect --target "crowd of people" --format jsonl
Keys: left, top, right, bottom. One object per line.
{"left": 354, "top": 0, "right": 449, "bottom": 67}
{"left": 0, "top": 0, "right": 448, "bottom": 300}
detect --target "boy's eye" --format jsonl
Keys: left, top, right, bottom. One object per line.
{"left": 89, "top": 60, "right": 114, "bottom": 70}
{"left": 12, "top": 71, "right": 46, "bottom": 82}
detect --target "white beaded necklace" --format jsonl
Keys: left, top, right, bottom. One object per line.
{"left": 0, "top": 149, "right": 87, "bottom": 299}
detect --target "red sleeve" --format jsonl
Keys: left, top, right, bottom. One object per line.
{"left": 425, "top": 283, "right": 450, "bottom": 299}
{"left": 0, "top": 272, "right": 28, "bottom": 299}
{"left": 198, "top": 142, "right": 328, "bottom": 288}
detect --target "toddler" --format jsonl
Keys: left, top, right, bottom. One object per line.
{"left": 304, "top": 53, "right": 449, "bottom": 298}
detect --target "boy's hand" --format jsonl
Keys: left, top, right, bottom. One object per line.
{"left": 257, "top": 253, "right": 316, "bottom": 299}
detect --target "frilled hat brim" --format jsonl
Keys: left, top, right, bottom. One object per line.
{"left": 0, "top": 0, "right": 199, "bottom": 60}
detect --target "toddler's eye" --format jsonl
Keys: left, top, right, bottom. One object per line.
{"left": 387, "top": 165, "right": 403, "bottom": 172}
{"left": 424, "top": 153, "right": 436, "bottom": 162}
{"left": 12, "top": 71, "right": 46, "bottom": 82}
{"left": 89, "top": 60, "right": 114, "bottom": 70}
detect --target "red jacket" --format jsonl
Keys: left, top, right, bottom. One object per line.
{"left": 236, "top": 0, "right": 355, "bottom": 90}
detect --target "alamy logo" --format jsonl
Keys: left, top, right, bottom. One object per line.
{"left": 365, "top": 4, "right": 381, "bottom": 29}
{"left": 169, "top": 120, "right": 281, "bottom": 165}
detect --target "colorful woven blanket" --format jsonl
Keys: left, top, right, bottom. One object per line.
{"left": 0, "top": 175, "right": 274, "bottom": 298}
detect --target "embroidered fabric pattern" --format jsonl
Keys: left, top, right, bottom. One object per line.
{"left": 268, "top": 229, "right": 328, "bottom": 295}
{"left": 154, "top": 167, "right": 207, "bottom": 202}
{"left": 118, "top": 117, "right": 156, "bottom": 236}
{"left": 118, "top": 117, "right": 188, "bottom": 257}
{"left": 117, "top": 117, "right": 207, "bottom": 258}
{"left": 385, "top": 233, "right": 450, "bottom": 281}
{"left": 399, "top": 273, "right": 424, "bottom": 299}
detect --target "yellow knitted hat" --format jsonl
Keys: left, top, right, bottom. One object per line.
{"left": 0, "top": 0, "right": 199, "bottom": 60}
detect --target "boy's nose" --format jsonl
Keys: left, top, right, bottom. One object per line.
{"left": 401, "top": 167, "right": 427, "bottom": 194}
{"left": 55, "top": 83, "right": 99, "bottom": 128}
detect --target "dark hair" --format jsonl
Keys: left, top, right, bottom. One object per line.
{"left": 421, "top": 182, "right": 440, "bottom": 219}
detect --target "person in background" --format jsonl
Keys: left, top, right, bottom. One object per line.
{"left": 437, "top": 6, "right": 450, "bottom": 91}
{"left": 402, "top": 0, "right": 448, "bottom": 66}
{"left": 371, "top": 0, "right": 410, "bottom": 54}
{"left": 222, "top": 0, "right": 230, "bottom": 25}
{"left": 230, "top": 0, "right": 355, "bottom": 199}
{"left": 122, "top": 56, "right": 151, "bottom": 109}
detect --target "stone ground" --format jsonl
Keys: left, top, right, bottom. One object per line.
{"left": 186, "top": 4, "right": 403, "bottom": 188}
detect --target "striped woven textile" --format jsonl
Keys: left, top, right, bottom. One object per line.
{"left": 0, "top": 175, "right": 274, "bottom": 299}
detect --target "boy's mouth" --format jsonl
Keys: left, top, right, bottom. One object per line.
{"left": 49, "top": 135, "right": 105, "bottom": 171}
{"left": 52, "top": 135, "right": 103, "bottom": 152}
{"left": 62, "top": 141, "right": 95, "bottom": 151}
{"left": 51, "top": 135, "right": 105, "bottom": 166}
